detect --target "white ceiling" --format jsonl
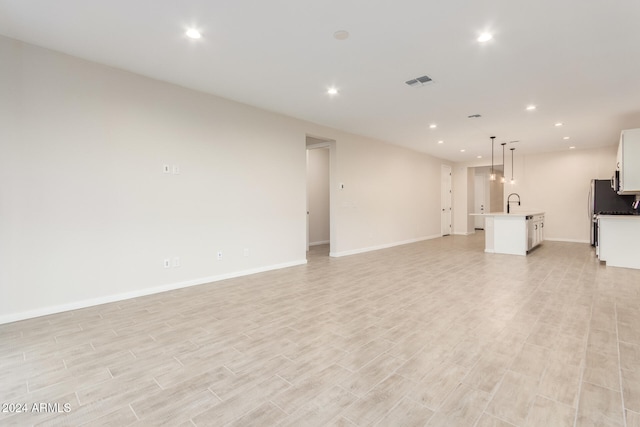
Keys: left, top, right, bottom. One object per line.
{"left": 2, "top": 0, "right": 640, "bottom": 162}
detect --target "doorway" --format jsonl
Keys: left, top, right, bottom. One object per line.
{"left": 306, "top": 136, "right": 333, "bottom": 258}
{"left": 474, "top": 170, "right": 488, "bottom": 229}
{"left": 441, "top": 164, "right": 452, "bottom": 236}
{"left": 472, "top": 166, "right": 504, "bottom": 230}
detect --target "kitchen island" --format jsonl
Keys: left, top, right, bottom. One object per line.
{"left": 471, "top": 212, "right": 545, "bottom": 256}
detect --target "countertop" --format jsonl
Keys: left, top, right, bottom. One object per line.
{"left": 597, "top": 214, "right": 640, "bottom": 220}
{"left": 470, "top": 211, "right": 545, "bottom": 217}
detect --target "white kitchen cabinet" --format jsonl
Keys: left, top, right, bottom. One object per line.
{"left": 527, "top": 214, "right": 545, "bottom": 250}
{"left": 598, "top": 215, "right": 640, "bottom": 269}
{"left": 617, "top": 129, "right": 640, "bottom": 195}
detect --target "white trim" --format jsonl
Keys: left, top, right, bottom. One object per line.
{"left": 309, "top": 240, "right": 330, "bottom": 246}
{"left": 453, "top": 231, "right": 475, "bottom": 236}
{"left": 329, "top": 234, "right": 441, "bottom": 257}
{"left": 0, "top": 259, "right": 307, "bottom": 325}
{"left": 306, "top": 141, "right": 331, "bottom": 149}
{"left": 544, "top": 237, "right": 590, "bottom": 244}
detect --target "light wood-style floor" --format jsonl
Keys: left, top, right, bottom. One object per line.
{"left": 2, "top": 233, "right": 640, "bottom": 426}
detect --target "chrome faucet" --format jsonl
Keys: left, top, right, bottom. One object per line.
{"left": 507, "top": 193, "right": 521, "bottom": 214}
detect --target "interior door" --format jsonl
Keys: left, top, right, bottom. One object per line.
{"left": 474, "top": 173, "right": 486, "bottom": 229}
{"left": 305, "top": 149, "right": 310, "bottom": 252}
{"left": 441, "top": 165, "right": 452, "bottom": 236}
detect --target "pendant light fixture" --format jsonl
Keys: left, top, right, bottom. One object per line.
{"left": 510, "top": 147, "right": 516, "bottom": 184}
{"left": 500, "top": 143, "right": 506, "bottom": 183}
{"left": 489, "top": 136, "right": 496, "bottom": 181}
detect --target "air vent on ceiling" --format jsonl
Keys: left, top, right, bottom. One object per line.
{"left": 468, "top": 114, "right": 482, "bottom": 118}
{"left": 405, "top": 75, "right": 433, "bottom": 87}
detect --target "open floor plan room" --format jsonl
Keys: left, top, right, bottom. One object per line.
{"left": 2, "top": 234, "right": 640, "bottom": 426}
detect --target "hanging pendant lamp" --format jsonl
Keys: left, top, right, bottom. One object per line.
{"left": 500, "top": 143, "right": 506, "bottom": 183}
{"left": 510, "top": 147, "right": 516, "bottom": 184}
{"left": 489, "top": 136, "right": 496, "bottom": 181}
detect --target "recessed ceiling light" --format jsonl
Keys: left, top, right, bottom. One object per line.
{"left": 438, "top": 140, "right": 444, "bottom": 144}
{"left": 477, "top": 33, "right": 493, "bottom": 43}
{"left": 477, "top": 155, "right": 482, "bottom": 159}
{"left": 569, "top": 146, "right": 576, "bottom": 149}
{"left": 526, "top": 105, "right": 536, "bottom": 111}
{"left": 327, "top": 87, "right": 338, "bottom": 95}
{"left": 429, "top": 124, "right": 437, "bottom": 129}
{"left": 460, "top": 149, "right": 466, "bottom": 152}
{"left": 555, "top": 122, "right": 563, "bottom": 127}
{"left": 333, "top": 30, "right": 349, "bottom": 40}
{"left": 185, "top": 28, "right": 201, "bottom": 39}
{"left": 563, "top": 136, "right": 570, "bottom": 140}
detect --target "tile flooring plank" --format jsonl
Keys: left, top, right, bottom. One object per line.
{"left": 622, "top": 368, "right": 640, "bottom": 413}
{"left": 619, "top": 342, "right": 640, "bottom": 373}
{"left": 373, "top": 397, "right": 433, "bottom": 427}
{"left": 462, "top": 355, "right": 509, "bottom": 394}
{"left": 342, "top": 374, "right": 415, "bottom": 425}
{"left": 77, "top": 405, "right": 138, "bottom": 427}
{"left": 627, "top": 410, "right": 640, "bottom": 427}
{"left": 538, "top": 361, "right": 581, "bottom": 407}
{"left": 409, "top": 361, "right": 468, "bottom": 410}
{"left": 524, "top": 396, "right": 575, "bottom": 427}
{"left": 486, "top": 371, "right": 539, "bottom": 426}
{"left": 424, "top": 383, "right": 489, "bottom": 427}
{"left": 576, "top": 382, "right": 624, "bottom": 427}
{"left": 475, "top": 413, "right": 517, "bottom": 427}
{"left": 340, "top": 353, "right": 404, "bottom": 398}
{"left": 225, "top": 401, "right": 287, "bottom": 427}
{"left": 280, "top": 385, "right": 358, "bottom": 427}
{"left": 271, "top": 364, "right": 351, "bottom": 414}
{"left": 0, "top": 238, "right": 639, "bottom": 427}
{"left": 191, "top": 375, "right": 289, "bottom": 426}
{"left": 583, "top": 350, "right": 621, "bottom": 391}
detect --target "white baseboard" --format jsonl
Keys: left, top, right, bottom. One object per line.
{"left": 544, "top": 238, "right": 590, "bottom": 244}
{"left": 309, "top": 240, "right": 330, "bottom": 246}
{"left": 329, "top": 234, "right": 442, "bottom": 257}
{"left": 453, "top": 231, "right": 475, "bottom": 236}
{"left": 0, "top": 259, "right": 308, "bottom": 325}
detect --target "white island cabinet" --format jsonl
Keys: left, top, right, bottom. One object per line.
{"left": 598, "top": 215, "right": 640, "bottom": 269}
{"left": 471, "top": 212, "right": 545, "bottom": 256}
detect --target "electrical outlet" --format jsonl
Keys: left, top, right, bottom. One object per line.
{"left": 173, "top": 257, "right": 180, "bottom": 267}
{"left": 163, "top": 258, "right": 170, "bottom": 268}
{"left": 217, "top": 251, "right": 223, "bottom": 260}
{"left": 243, "top": 248, "right": 249, "bottom": 257}
{"left": 172, "top": 165, "right": 180, "bottom": 174}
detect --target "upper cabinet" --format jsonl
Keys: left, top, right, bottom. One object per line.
{"left": 617, "top": 129, "right": 640, "bottom": 195}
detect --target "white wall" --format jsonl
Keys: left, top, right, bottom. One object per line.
{"left": 0, "top": 37, "right": 310, "bottom": 322}
{"left": 329, "top": 135, "right": 446, "bottom": 256}
{"left": 453, "top": 146, "right": 618, "bottom": 241}
{"left": 453, "top": 166, "right": 475, "bottom": 235}
{"left": 504, "top": 146, "right": 617, "bottom": 242}
{"left": 306, "top": 148, "right": 330, "bottom": 245}
{"left": 0, "top": 37, "right": 446, "bottom": 322}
